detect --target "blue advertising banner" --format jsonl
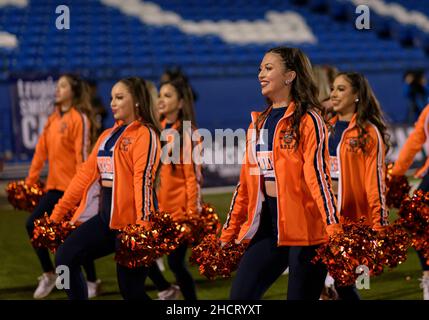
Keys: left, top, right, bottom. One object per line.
{"left": 10, "top": 76, "right": 56, "bottom": 160}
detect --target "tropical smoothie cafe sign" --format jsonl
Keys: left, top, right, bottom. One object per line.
{"left": 11, "top": 76, "right": 56, "bottom": 160}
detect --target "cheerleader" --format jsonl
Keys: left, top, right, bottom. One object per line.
{"left": 328, "top": 72, "right": 390, "bottom": 299}
{"left": 145, "top": 80, "right": 181, "bottom": 300}
{"left": 391, "top": 103, "right": 429, "bottom": 300}
{"left": 220, "top": 46, "right": 342, "bottom": 300}
{"left": 50, "top": 77, "right": 161, "bottom": 300}
{"left": 148, "top": 78, "right": 202, "bottom": 301}
{"left": 25, "top": 74, "right": 99, "bottom": 299}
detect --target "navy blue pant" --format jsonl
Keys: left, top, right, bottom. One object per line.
{"left": 335, "top": 284, "right": 360, "bottom": 300}
{"left": 148, "top": 263, "right": 170, "bottom": 292}
{"left": 230, "top": 196, "right": 327, "bottom": 300}
{"left": 416, "top": 174, "right": 429, "bottom": 271}
{"left": 55, "top": 187, "right": 150, "bottom": 300}
{"left": 26, "top": 189, "right": 97, "bottom": 281}
{"left": 148, "top": 243, "right": 197, "bottom": 300}
{"left": 167, "top": 243, "right": 197, "bottom": 300}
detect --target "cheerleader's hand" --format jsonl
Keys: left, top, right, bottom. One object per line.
{"left": 135, "top": 219, "right": 153, "bottom": 230}
{"left": 326, "top": 223, "right": 343, "bottom": 237}
{"left": 372, "top": 224, "right": 388, "bottom": 233}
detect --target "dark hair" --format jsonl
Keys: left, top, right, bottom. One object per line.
{"left": 161, "top": 67, "right": 187, "bottom": 82}
{"left": 255, "top": 46, "right": 322, "bottom": 149}
{"left": 160, "top": 77, "right": 197, "bottom": 139}
{"left": 159, "top": 78, "right": 198, "bottom": 173}
{"left": 118, "top": 77, "right": 161, "bottom": 136}
{"left": 61, "top": 73, "right": 98, "bottom": 149}
{"left": 335, "top": 72, "right": 390, "bottom": 153}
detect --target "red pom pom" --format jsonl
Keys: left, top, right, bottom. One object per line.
{"left": 313, "top": 218, "right": 381, "bottom": 286}
{"left": 115, "top": 211, "right": 190, "bottom": 268}
{"left": 189, "top": 234, "right": 246, "bottom": 280}
{"left": 396, "top": 190, "right": 429, "bottom": 264}
{"left": 179, "top": 203, "right": 221, "bottom": 246}
{"left": 374, "top": 223, "right": 411, "bottom": 271}
{"left": 31, "top": 209, "right": 77, "bottom": 253}
{"left": 6, "top": 180, "right": 45, "bottom": 212}
{"left": 385, "top": 163, "right": 411, "bottom": 209}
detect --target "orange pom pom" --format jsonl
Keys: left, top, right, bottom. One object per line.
{"left": 385, "top": 163, "right": 411, "bottom": 209}
{"left": 179, "top": 203, "right": 221, "bottom": 246}
{"left": 31, "top": 208, "right": 77, "bottom": 253}
{"left": 115, "top": 210, "right": 190, "bottom": 268}
{"left": 6, "top": 180, "right": 45, "bottom": 212}
{"left": 189, "top": 234, "right": 246, "bottom": 280}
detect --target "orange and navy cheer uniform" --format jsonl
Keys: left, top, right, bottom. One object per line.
{"left": 221, "top": 102, "right": 341, "bottom": 246}
{"left": 221, "top": 102, "right": 341, "bottom": 300}
{"left": 51, "top": 120, "right": 160, "bottom": 227}
{"left": 52, "top": 120, "right": 161, "bottom": 300}
{"left": 392, "top": 104, "right": 429, "bottom": 178}
{"left": 327, "top": 114, "right": 389, "bottom": 300}
{"left": 25, "top": 107, "right": 92, "bottom": 275}
{"left": 391, "top": 104, "right": 429, "bottom": 271}
{"left": 151, "top": 119, "right": 202, "bottom": 301}
{"left": 157, "top": 119, "right": 202, "bottom": 220}
{"left": 328, "top": 114, "right": 389, "bottom": 230}
{"left": 26, "top": 107, "right": 90, "bottom": 191}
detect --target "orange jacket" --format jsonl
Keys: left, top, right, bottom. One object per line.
{"left": 220, "top": 102, "right": 341, "bottom": 246}
{"left": 329, "top": 115, "right": 389, "bottom": 229}
{"left": 50, "top": 120, "right": 160, "bottom": 230}
{"left": 26, "top": 107, "right": 91, "bottom": 192}
{"left": 157, "top": 119, "right": 202, "bottom": 220}
{"left": 392, "top": 104, "right": 429, "bottom": 178}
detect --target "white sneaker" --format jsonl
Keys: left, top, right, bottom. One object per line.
{"left": 320, "top": 274, "right": 338, "bottom": 300}
{"left": 33, "top": 272, "right": 57, "bottom": 299}
{"left": 156, "top": 258, "right": 166, "bottom": 272}
{"left": 420, "top": 276, "right": 429, "bottom": 300}
{"left": 157, "top": 285, "right": 181, "bottom": 300}
{"left": 87, "top": 279, "right": 102, "bottom": 299}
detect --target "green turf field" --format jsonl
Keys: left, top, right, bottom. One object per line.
{"left": 0, "top": 192, "right": 425, "bottom": 300}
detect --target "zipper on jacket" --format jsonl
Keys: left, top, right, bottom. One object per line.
{"left": 335, "top": 125, "right": 352, "bottom": 212}
{"left": 272, "top": 116, "right": 286, "bottom": 245}
{"left": 109, "top": 122, "right": 134, "bottom": 228}
{"left": 239, "top": 123, "right": 263, "bottom": 242}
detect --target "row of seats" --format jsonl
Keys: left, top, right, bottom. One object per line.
{"left": 0, "top": 0, "right": 428, "bottom": 81}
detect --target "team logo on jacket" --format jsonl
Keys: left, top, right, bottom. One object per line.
{"left": 120, "top": 137, "right": 132, "bottom": 151}
{"left": 279, "top": 129, "right": 295, "bottom": 149}
{"left": 59, "top": 122, "right": 67, "bottom": 133}
{"left": 346, "top": 135, "right": 372, "bottom": 153}
{"left": 346, "top": 137, "right": 360, "bottom": 153}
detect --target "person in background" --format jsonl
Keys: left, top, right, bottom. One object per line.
{"left": 390, "top": 101, "right": 429, "bottom": 300}
{"left": 145, "top": 79, "right": 182, "bottom": 300}
{"left": 160, "top": 67, "right": 198, "bottom": 102}
{"left": 403, "top": 69, "right": 428, "bottom": 124}
{"left": 87, "top": 79, "right": 107, "bottom": 136}
{"left": 150, "top": 78, "right": 202, "bottom": 301}
{"left": 25, "top": 74, "right": 100, "bottom": 299}
{"left": 328, "top": 72, "right": 390, "bottom": 300}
